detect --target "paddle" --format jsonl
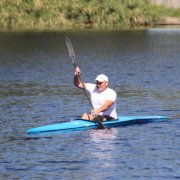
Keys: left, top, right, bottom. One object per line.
{"left": 65, "top": 36, "right": 106, "bottom": 129}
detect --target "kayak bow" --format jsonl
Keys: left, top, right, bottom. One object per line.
{"left": 27, "top": 115, "right": 167, "bottom": 133}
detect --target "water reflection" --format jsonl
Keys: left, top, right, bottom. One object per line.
{"left": 90, "top": 128, "right": 118, "bottom": 143}
{"left": 88, "top": 129, "right": 119, "bottom": 169}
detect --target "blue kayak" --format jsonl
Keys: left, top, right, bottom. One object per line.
{"left": 27, "top": 116, "right": 167, "bottom": 133}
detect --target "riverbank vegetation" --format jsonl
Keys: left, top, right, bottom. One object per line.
{"left": 0, "top": 0, "right": 180, "bottom": 31}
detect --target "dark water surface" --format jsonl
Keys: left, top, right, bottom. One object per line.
{"left": 0, "top": 28, "right": 179, "bottom": 179}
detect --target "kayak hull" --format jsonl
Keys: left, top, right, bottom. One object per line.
{"left": 27, "top": 116, "right": 167, "bottom": 133}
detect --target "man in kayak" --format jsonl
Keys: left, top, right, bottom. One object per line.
{"left": 74, "top": 67, "right": 117, "bottom": 121}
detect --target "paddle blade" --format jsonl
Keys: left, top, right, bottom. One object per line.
{"left": 94, "top": 117, "right": 106, "bottom": 129}
{"left": 65, "top": 36, "right": 76, "bottom": 67}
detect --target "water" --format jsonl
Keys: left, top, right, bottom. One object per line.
{"left": 0, "top": 28, "right": 179, "bottom": 179}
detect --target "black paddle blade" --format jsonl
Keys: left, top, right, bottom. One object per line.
{"left": 65, "top": 36, "right": 76, "bottom": 67}
{"left": 96, "top": 123, "right": 106, "bottom": 129}
{"left": 94, "top": 116, "right": 106, "bottom": 129}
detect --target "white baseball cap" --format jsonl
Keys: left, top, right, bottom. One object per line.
{"left": 95, "top": 74, "right": 108, "bottom": 82}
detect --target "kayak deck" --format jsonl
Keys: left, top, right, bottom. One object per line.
{"left": 27, "top": 115, "right": 167, "bottom": 133}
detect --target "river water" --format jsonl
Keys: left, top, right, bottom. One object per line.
{"left": 0, "top": 28, "right": 179, "bottom": 179}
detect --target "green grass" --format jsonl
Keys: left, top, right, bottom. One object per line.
{"left": 0, "top": 0, "right": 179, "bottom": 31}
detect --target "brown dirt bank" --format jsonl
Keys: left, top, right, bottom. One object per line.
{"left": 156, "top": 17, "right": 180, "bottom": 25}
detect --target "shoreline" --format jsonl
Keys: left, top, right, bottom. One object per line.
{"left": 0, "top": 25, "right": 179, "bottom": 33}
{"left": 0, "top": 23, "right": 179, "bottom": 33}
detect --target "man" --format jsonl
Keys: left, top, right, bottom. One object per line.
{"left": 74, "top": 66, "right": 117, "bottom": 121}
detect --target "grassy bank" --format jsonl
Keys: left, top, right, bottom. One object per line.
{"left": 0, "top": 0, "right": 180, "bottom": 31}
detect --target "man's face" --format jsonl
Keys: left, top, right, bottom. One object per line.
{"left": 96, "top": 80, "right": 108, "bottom": 92}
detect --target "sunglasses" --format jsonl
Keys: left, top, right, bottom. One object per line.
{"left": 96, "top": 81, "right": 103, "bottom": 85}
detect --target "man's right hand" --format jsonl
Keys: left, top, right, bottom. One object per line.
{"left": 75, "top": 66, "right": 81, "bottom": 76}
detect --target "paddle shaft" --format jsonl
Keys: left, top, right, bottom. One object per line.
{"left": 65, "top": 37, "right": 106, "bottom": 129}
{"left": 71, "top": 62, "right": 93, "bottom": 109}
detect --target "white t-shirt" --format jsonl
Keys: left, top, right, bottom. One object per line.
{"left": 86, "top": 83, "right": 117, "bottom": 119}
